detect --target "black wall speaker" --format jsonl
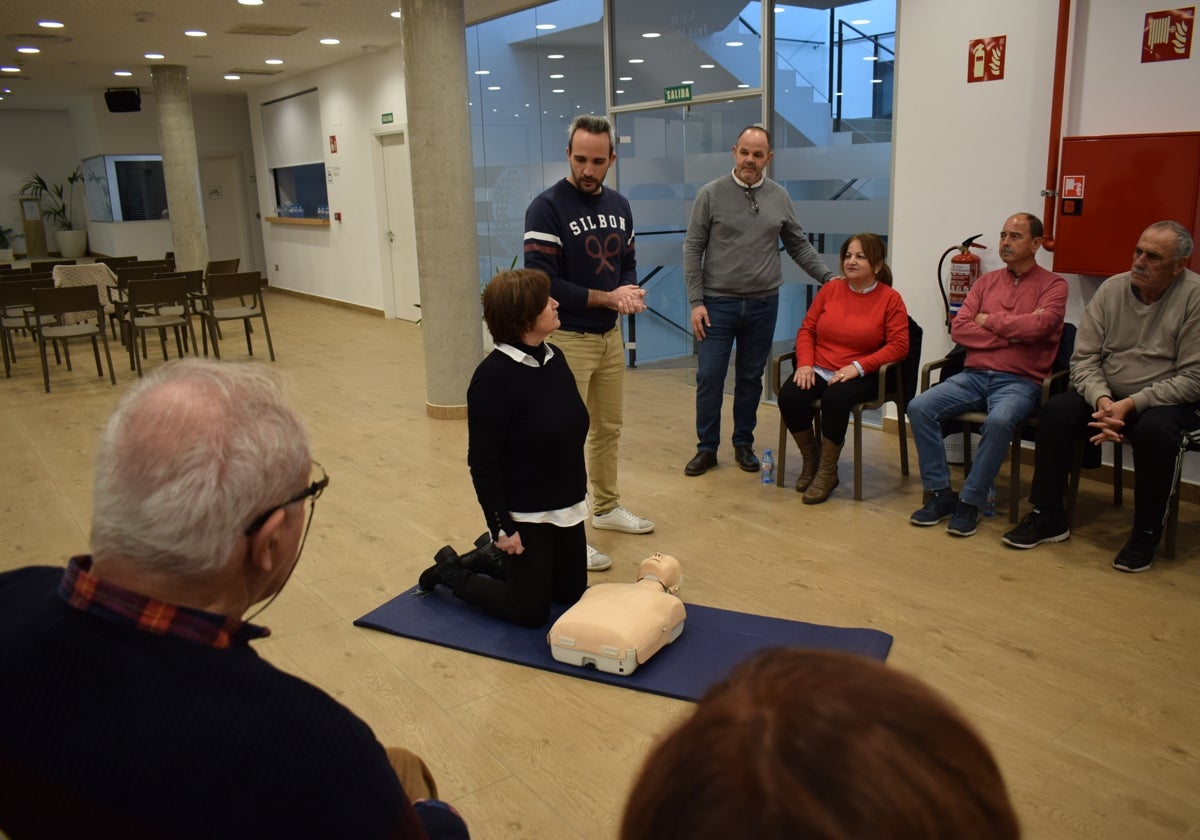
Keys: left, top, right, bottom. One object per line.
{"left": 104, "top": 88, "right": 142, "bottom": 113}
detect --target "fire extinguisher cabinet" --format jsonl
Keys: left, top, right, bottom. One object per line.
{"left": 1052, "top": 132, "right": 1200, "bottom": 276}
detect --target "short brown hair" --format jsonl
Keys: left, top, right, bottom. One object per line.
{"left": 840, "top": 232, "right": 893, "bottom": 287}
{"left": 621, "top": 649, "right": 1019, "bottom": 840}
{"left": 482, "top": 269, "right": 551, "bottom": 346}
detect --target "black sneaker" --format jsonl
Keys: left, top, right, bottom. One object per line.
{"left": 910, "top": 489, "right": 958, "bottom": 526}
{"left": 946, "top": 501, "right": 979, "bottom": 537}
{"left": 1112, "top": 529, "right": 1160, "bottom": 573}
{"left": 1001, "top": 508, "right": 1070, "bottom": 549}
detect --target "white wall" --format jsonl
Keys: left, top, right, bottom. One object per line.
{"left": 0, "top": 109, "right": 81, "bottom": 254}
{"left": 246, "top": 45, "right": 414, "bottom": 315}
{"left": 892, "top": 0, "right": 1200, "bottom": 478}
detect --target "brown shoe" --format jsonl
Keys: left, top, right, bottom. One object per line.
{"left": 685, "top": 450, "right": 717, "bottom": 476}
{"left": 802, "top": 438, "right": 843, "bottom": 504}
{"left": 791, "top": 428, "right": 820, "bottom": 492}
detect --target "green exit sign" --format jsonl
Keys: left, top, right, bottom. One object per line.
{"left": 381, "top": 112, "right": 394, "bottom": 124}
{"left": 664, "top": 84, "right": 692, "bottom": 103}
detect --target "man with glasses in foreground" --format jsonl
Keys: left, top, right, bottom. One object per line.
{"left": 0, "top": 359, "right": 467, "bottom": 838}
{"left": 683, "top": 124, "right": 835, "bottom": 477}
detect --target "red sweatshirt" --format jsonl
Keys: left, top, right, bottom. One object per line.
{"left": 795, "top": 279, "right": 909, "bottom": 373}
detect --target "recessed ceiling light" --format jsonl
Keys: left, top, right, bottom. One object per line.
{"left": 615, "top": 90, "right": 624, "bottom": 94}
{"left": 114, "top": 70, "right": 133, "bottom": 76}
{"left": 681, "top": 79, "right": 693, "bottom": 84}
{"left": 774, "top": 5, "right": 785, "bottom": 11}
{"left": 185, "top": 30, "right": 207, "bottom": 37}
{"left": 1, "top": 67, "right": 21, "bottom": 73}
{"left": 550, "top": 73, "right": 563, "bottom": 79}
{"left": 391, "top": 11, "right": 400, "bottom": 18}
{"left": 265, "top": 58, "right": 283, "bottom": 65}
{"left": 726, "top": 41, "right": 744, "bottom": 47}
{"left": 225, "top": 74, "right": 242, "bottom": 80}
{"left": 628, "top": 58, "right": 644, "bottom": 64}
{"left": 535, "top": 23, "right": 556, "bottom": 30}
{"left": 547, "top": 54, "right": 564, "bottom": 59}
{"left": 619, "top": 76, "right": 632, "bottom": 81}
{"left": 239, "top": 0, "right": 264, "bottom": 5}
{"left": 2, "top": 88, "right": 10, "bottom": 93}
{"left": 487, "top": 85, "right": 501, "bottom": 90}
{"left": 863, "top": 56, "right": 878, "bottom": 61}
{"left": 320, "top": 38, "right": 340, "bottom": 45}
{"left": 17, "top": 47, "right": 40, "bottom": 55}
{"left": 871, "top": 78, "right": 883, "bottom": 84}
{"left": 37, "top": 20, "right": 64, "bottom": 28}
{"left": 700, "top": 64, "right": 714, "bottom": 69}
{"left": 145, "top": 52, "right": 165, "bottom": 60}
{"left": 642, "top": 32, "right": 661, "bottom": 38}
{"left": 851, "top": 19, "right": 871, "bottom": 25}
{"left": 835, "top": 91, "right": 843, "bottom": 96}
{"left": 737, "top": 83, "right": 750, "bottom": 88}
{"left": 474, "top": 69, "right": 490, "bottom": 75}
{"left": 552, "top": 88, "right": 565, "bottom": 93}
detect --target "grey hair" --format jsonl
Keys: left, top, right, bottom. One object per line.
{"left": 1146, "top": 220, "right": 1194, "bottom": 261}
{"left": 567, "top": 114, "right": 615, "bottom": 156}
{"left": 90, "top": 359, "right": 311, "bottom": 578}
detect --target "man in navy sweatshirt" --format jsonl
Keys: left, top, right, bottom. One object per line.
{"left": 524, "top": 115, "right": 654, "bottom": 569}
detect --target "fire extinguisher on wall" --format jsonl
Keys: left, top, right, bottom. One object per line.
{"left": 937, "top": 234, "right": 987, "bottom": 331}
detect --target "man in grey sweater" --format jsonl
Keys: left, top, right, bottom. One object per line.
{"left": 682, "top": 125, "right": 835, "bottom": 476}
{"left": 1003, "top": 220, "right": 1200, "bottom": 572}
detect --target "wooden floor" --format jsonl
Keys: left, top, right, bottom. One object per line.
{"left": 3, "top": 291, "right": 1198, "bottom": 839}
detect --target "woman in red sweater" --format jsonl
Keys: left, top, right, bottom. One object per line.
{"left": 777, "top": 233, "right": 909, "bottom": 503}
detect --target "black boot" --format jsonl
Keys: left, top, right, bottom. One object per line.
{"left": 458, "top": 532, "right": 506, "bottom": 579}
{"left": 417, "top": 545, "right": 470, "bottom": 593}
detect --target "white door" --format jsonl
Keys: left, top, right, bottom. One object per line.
{"left": 199, "top": 155, "right": 252, "bottom": 271}
{"left": 380, "top": 131, "right": 420, "bottom": 321}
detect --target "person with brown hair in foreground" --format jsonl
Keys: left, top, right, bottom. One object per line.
{"left": 621, "top": 648, "right": 1019, "bottom": 840}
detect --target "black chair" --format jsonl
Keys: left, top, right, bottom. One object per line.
{"left": 1, "top": 278, "right": 56, "bottom": 377}
{"left": 919, "top": 323, "right": 1076, "bottom": 522}
{"left": 771, "top": 316, "right": 923, "bottom": 501}
{"left": 196, "top": 272, "right": 275, "bottom": 361}
{"left": 29, "top": 285, "right": 117, "bottom": 392}
{"left": 124, "top": 277, "right": 197, "bottom": 376}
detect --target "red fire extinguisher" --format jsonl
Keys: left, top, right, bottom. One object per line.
{"left": 937, "top": 234, "right": 987, "bottom": 330}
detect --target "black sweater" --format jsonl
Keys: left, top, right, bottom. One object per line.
{"left": 467, "top": 344, "right": 589, "bottom": 539}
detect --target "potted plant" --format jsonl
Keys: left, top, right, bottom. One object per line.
{"left": 0, "top": 225, "right": 15, "bottom": 263}
{"left": 19, "top": 166, "right": 88, "bottom": 258}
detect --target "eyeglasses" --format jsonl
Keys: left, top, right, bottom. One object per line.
{"left": 244, "top": 461, "right": 329, "bottom": 537}
{"left": 745, "top": 188, "right": 759, "bottom": 214}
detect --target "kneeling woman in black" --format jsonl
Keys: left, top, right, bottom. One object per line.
{"left": 419, "top": 268, "right": 589, "bottom": 627}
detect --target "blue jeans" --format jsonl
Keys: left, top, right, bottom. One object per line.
{"left": 695, "top": 294, "right": 779, "bottom": 453}
{"left": 907, "top": 369, "right": 1040, "bottom": 506}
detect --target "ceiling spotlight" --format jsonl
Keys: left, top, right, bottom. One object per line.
{"left": 265, "top": 58, "right": 283, "bottom": 65}
{"left": 37, "top": 20, "right": 64, "bottom": 28}
{"left": 615, "top": 90, "right": 624, "bottom": 94}
{"left": 547, "top": 54, "right": 564, "bottom": 59}
{"left": 145, "top": 52, "right": 165, "bottom": 60}
{"left": 391, "top": 11, "right": 400, "bottom": 18}
{"left": 681, "top": 79, "right": 694, "bottom": 84}
{"left": 535, "top": 23, "right": 556, "bottom": 30}
{"left": 871, "top": 79, "right": 883, "bottom": 84}
{"left": 238, "top": 0, "right": 264, "bottom": 4}
{"left": 851, "top": 19, "right": 871, "bottom": 25}
{"left": 774, "top": 5, "right": 785, "bottom": 11}
{"left": 225, "top": 74, "right": 242, "bottom": 80}
{"left": 474, "top": 69, "right": 490, "bottom": 75}
{"left": 114, "top": 70, "right": 133, "bottom": 77}
{"left": 737, "top": 83, "right": 750, "bottom": 88}
{"left": 552, "top": 88, "right": 565, "bottom": 93}
{"left": 17, "top": 47, "right": 40, "bottom": 55}
{"left": 619, "top": 76, "right": 632, "bottom": 81}
{"left": 320, "top": 38, "right": 340, "bottom": 45}
{"left": 642, "top": 32, "right": 661, "bottom": 38}
{"left": 863, "top": 55, "right": 878, "bottom": 61}
{"left": 628, "top": 58, "right": 644, "bottom": 64}
{"left": 0, "top": 67, "right": 19, "bottom": 73}
{"left": 726, "top": 41, "right": 744, "bottom": 47}
{"left": 487, "top": 85, "right": 501, "bottom": 90}
{"left": 550, "top": 73, "right": 563, "bottom": 79}
{"left": 185, "top": 30, "right": 207, "bottom": 37}
{"left": 700, "top": 64, "right": 714, "bottom": 69}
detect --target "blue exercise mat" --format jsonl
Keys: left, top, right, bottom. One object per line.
{"left": 355, "top": 587, "right": 893, "bottom": 702}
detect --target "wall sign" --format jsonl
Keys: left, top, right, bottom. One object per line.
{"left": 382, "top": 112, "right": 394, "bottom": 124}
{"left": 1142, "top": 7, "right": 1194, "bottom": 62}
{"left": 329, "top": 134, "right": 338, "bottom": 154}
{"left": 967, "top": 36, "right": 1006, "bottom": 83}
{"left": 664, "top": 84, "right": 692, "bottom": 103}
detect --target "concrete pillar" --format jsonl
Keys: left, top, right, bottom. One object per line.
{"left": 150, "top": 65, "right": 208, "bottom": 273}
{"left": 398, "top": 0, "right": 482, "bottom": 419}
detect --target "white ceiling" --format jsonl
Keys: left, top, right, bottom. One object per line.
{"left": 0, "top": 0, "right": 505, "bottom": 108}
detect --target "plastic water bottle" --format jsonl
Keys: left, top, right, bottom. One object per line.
{"left": 761, "top": 449, "right": 775, "bottom": 484}
{"left": 983, "top": 483, "right": 997, "bottom": 517}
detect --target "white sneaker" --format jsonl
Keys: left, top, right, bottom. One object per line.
{"left": 592, "top": 505, "right": 655, "bottom": 534}
{"left": 586, "top": 544, "right": 612, "bottom": 571}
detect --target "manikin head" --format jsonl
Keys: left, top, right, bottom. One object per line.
{"left": 637, "top": 553, "right": 682, "bottom": 595}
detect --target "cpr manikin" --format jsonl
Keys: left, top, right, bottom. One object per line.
{"left": 548, "top": 553, "right": 686, "bottom": 676}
